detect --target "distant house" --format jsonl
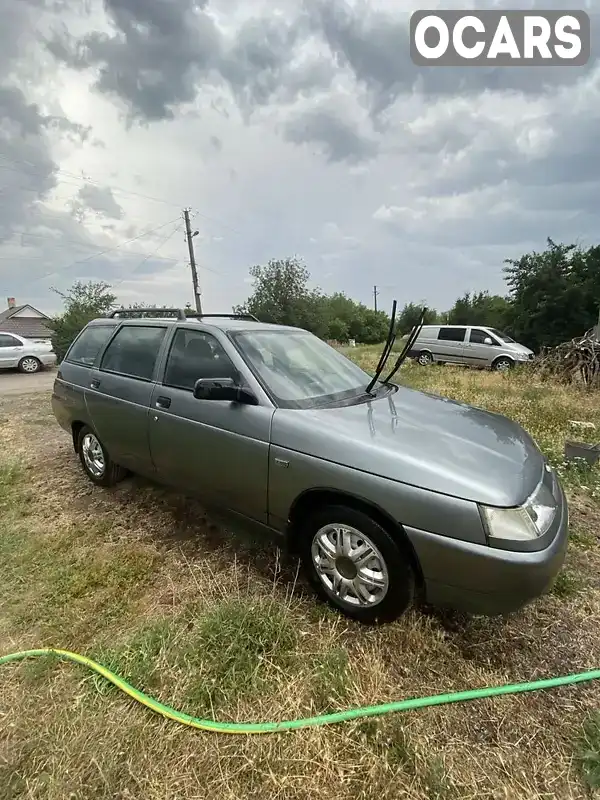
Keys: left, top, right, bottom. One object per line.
{"left": 0, "top": 298, "right": 53, "bottom": 340}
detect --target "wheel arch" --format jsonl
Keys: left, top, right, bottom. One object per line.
{"left": 491, "top": 354, "right": 514, "bottom": 369}
{"left": 71, "top": 420, "right": 86, "bottom": 453}
{"left": 286, "top": 487, "right": 424, "bottom": 587}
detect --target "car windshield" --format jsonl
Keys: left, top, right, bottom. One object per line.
{"left": 488, "top": 328, "right": 516, "bottom": 343}
{"left": 231, "top": 329, "right": 377, "bottom": 409}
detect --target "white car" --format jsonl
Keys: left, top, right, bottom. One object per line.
{"left": 0, "top": 331, "right": 57, "bottom": 373}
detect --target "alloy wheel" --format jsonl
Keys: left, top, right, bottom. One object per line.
{"left": 81, "top": 433, "right": 106, "bottom": 478}
{"left": 20, "top": 357, "right": 40, "bottom": 373}
{"left": 310, "top": 523, "right": 389, "bottom": 608}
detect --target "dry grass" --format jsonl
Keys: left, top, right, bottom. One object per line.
{"left": 2, "top": 358, "right": 600, "bottom": 799}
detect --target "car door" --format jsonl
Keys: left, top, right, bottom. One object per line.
{"left": 85, "top": 322, "right": 169, "bottom": 475}
{"left": 148, "top": 326, "right": 273, "bottom": 524}
{"left": 436, "top": 326, "right": 467, "bottom": 363}
{"left": 0, "top": 333, "right": 24, "bottom": 368}
{"left": 464, "top": 327, "right": 497, "bottom": 367}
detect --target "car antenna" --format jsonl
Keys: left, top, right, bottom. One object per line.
{"left": 381, "top": 307, "right": 427, "bottom": 386}
{"left": 365, "top": 300, "right": 398, "bottom": 395}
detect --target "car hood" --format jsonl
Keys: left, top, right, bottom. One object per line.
{"left": 270, "top": 386, "right": 544, "bottom": 507}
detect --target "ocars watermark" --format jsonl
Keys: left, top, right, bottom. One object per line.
{"left": 410, "top": 10, "right": 590, "bottom": 66}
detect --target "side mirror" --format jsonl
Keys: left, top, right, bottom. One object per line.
{"left": 484, "top": 337, "right": 493, "bottom": 345}
{"left": 193, "top": 377, "right": 257, "bottom": 405}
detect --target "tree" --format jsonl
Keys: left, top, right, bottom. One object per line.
{"left": 446, "top": 291, "right": 510, "bottom": 330}
{"left": 47, "top": 280, "right": 116, "bottom": 361}
{"left": 233, "top": 257, "right": 325, "bottom": 332}
{"left": 503, "top": 239, "right": 600, "bottom": 350}
{"left": 396, "top": 303, "right": 438, "bottom": 334}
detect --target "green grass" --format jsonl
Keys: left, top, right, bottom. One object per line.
{"left": 2, "top": 363, "right": 600, "bottom": 799}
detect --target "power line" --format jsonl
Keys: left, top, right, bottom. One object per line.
{"left": 112, "top": 222, "right": 184, "bottom": 290}
{"left": 0, "top": 153, "right": 247, "bottom": 237}
{"left": 11, "top": 230, "right": 178, "bottom": 262}
{"left": 21, "top": 216, "right": 182, "bottom": 288}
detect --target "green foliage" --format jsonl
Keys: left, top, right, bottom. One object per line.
{"left": 503, "top": 239, "right": 600, "bottom": 351}
{"left": 446, "top": 290, "right": 511, "bottom": 331}
{"left": 47, "top": 280, "right": 116, "bottom": 361}
{"left": 397, "top": 303, "right": 439, "bottom": 334}
{"left": 235, "top": 258, "right": 391, "bottom": 343}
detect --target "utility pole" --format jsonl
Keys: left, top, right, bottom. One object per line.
{"left": 183, "top": 207, "right": 202, "bottom": 314}
{"left": 373, "top": 285, "right": 379, "bottom": 312}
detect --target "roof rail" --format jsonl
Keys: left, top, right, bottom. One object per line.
{"left": 185, "top": 312, "right": 259, "bottom": 322}
{"left": 108, "top": 308, "right": 187, "bottom": 320}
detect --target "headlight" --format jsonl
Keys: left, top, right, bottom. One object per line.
{"left": 480, "top": 481, "right": 557, "bottom": 542}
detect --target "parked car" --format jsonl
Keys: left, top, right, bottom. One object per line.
{"left": 409, "top": 324, "right": 534, "bottom": 371}
{"left": 51, "top": 308, "right": 568, "bottom": 624}
{"left": 0, "top": 331, "right": 56, "bottom": 373}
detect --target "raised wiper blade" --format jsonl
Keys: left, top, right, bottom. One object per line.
{"left": 366, "top": 299, "right": 398, "bottom": 395}
{"left": 382, "top": 307, "right": 427, "bottom": 385}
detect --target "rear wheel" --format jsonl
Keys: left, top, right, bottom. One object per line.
{"left": 417, "top": 351, "right": 433, "bottom": 366}
{"left": 299, "top": 505, "right": 415, "bottom": 624}
{"left": 77, "top": 425, "right": 128, "bottom": 487}
{"left": 493, "top": 356, "right": 513, "bottom": 372}
{"left": 18, "top": 356, "right": 41, "bottom": 374}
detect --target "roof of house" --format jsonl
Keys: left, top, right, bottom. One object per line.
{"left": 0, "top": 304, "right": 52, "bottom": 339}
{"left": 0, "top": 318, "right": 53, "bottom": 338}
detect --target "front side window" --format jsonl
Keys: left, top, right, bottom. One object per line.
{"left": 65, "top": 325, "right": 115, "bottom": 366}
{"left": 0, "top": 334, "right": 21, "bottom": 347}
{"left": 164, "top": 328, "right": 238, "bottom": 391}
{"left": 488, "top": 328, "right": 516, "bottom": 343}
{"left": 232, "top": 329, "right": 373, "bottom": 409}
{"left": 100, "top": 325, "right": 166, "bottom": 380}
{"left": 438, "top": 327, "right": 466, "bottom": 342}
{"left": 469, "top": 328, "right": 497, "bottom": 345}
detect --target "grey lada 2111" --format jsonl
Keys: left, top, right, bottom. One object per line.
{"left": 51, "top": 304, "right": 569, "bottom": 624}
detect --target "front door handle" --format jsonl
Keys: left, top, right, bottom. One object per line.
{"left": 155, "top": 396, "right": 171, "bottom": 409}
{"left": 90, "top": 379, "right": 100, "bottom": 389}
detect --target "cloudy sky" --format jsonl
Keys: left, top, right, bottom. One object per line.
{"left": 0, "top": 0, "right": 597, "bottom": 317}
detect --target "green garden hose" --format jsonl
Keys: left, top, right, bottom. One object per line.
{"left": 2, "top": 648, "right": 600, "bottom": 735}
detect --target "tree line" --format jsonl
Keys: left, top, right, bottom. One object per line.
{"left": 235, "top": 240, "right": 600, "bottom": 352}
{"left": 47, "top": 238, "right": 600, "bottom": 359}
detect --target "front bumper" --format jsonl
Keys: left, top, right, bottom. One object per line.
{"left": 405, "top": 481, "right": 569, "bottom": 616}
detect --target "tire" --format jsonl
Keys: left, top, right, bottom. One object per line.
{"left": 298, "top": 505, "right": 415, "bottom": 624}
{"left": 77, "top": 425, "right": 128, "bottom": 487}
{"left": 18, "top": 356, "right": 41, "bottom": 374}
{"left": 417, "top": 351, "right": 433, "bottom": 366}
{"left": 493, "top": 357, "right": 514, "bottom": 372}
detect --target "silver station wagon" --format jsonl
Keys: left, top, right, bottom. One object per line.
{"left": 51, "top": 306, "right": 568, "bottom": 624}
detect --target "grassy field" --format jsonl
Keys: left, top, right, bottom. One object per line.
{"left": 2, "top": 352, "right": 600, "bottom": 799}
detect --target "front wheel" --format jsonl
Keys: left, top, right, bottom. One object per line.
{"left": 299, "top": 505, "right": 415, "bottom": 624}
{"left": 18, "top": 356, "right": 41, "bottom": 374}
{"left": 493, "top": 357, "right": 513, "bottom": 372}
{"left": 417, "top": 351, "right": 433, "bottom": 366}
{"left": 77, "top": 425, "right": 128, "bottom": 487}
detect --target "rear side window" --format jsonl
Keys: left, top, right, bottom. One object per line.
{"left": 438, "top": 327, "right": 466, "bottom": 342}
{"left": 0, "top": 334, "right": 21, "bottom": 347}
{"left": 100, "top": 325, "right": 167, "bottom": 381}
{"left": 65, "top": 325, "right": 115, "bottom": 366}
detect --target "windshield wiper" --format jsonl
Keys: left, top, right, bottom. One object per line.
{"left": 365, "top": 300, "right": 398, "bottom": 395}
{"left": 381, "top": 306, "right": 427, "bottom": 385}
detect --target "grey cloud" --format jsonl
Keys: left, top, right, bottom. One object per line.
{"left": 74, "top": 184, "right": 125, "bottom": 220}
{"left": 306, "top": 0, "right": 598, "bottom": 116}
{"left": 284, "top": 104, "right": 379, "bottom": 163}
{"left": 47, "top": 0, "right": 222, "bottom": 122}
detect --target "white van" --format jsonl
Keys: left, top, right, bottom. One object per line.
{"left": 408, "top": 325, "right": 534, "bottom": 371}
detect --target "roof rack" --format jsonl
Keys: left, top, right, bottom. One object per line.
{"left": 185, "top": 312, "right": 259, "bottom": 322}
{"left": 108, "top": 308, "right": 186, "bottom": 319}
{"left": 107, "top": 308, "right": 259, "bottom": 322}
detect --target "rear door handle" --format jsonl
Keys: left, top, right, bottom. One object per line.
{"left": 155, "top": 396, "right": 171, "bottom": 409}
{"left": 90, "top": 379, "right": 100, "bottom": 389}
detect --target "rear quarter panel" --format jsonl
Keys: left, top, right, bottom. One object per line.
{"left": 51, "top": 362, "right": 93, "bottom": 437}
